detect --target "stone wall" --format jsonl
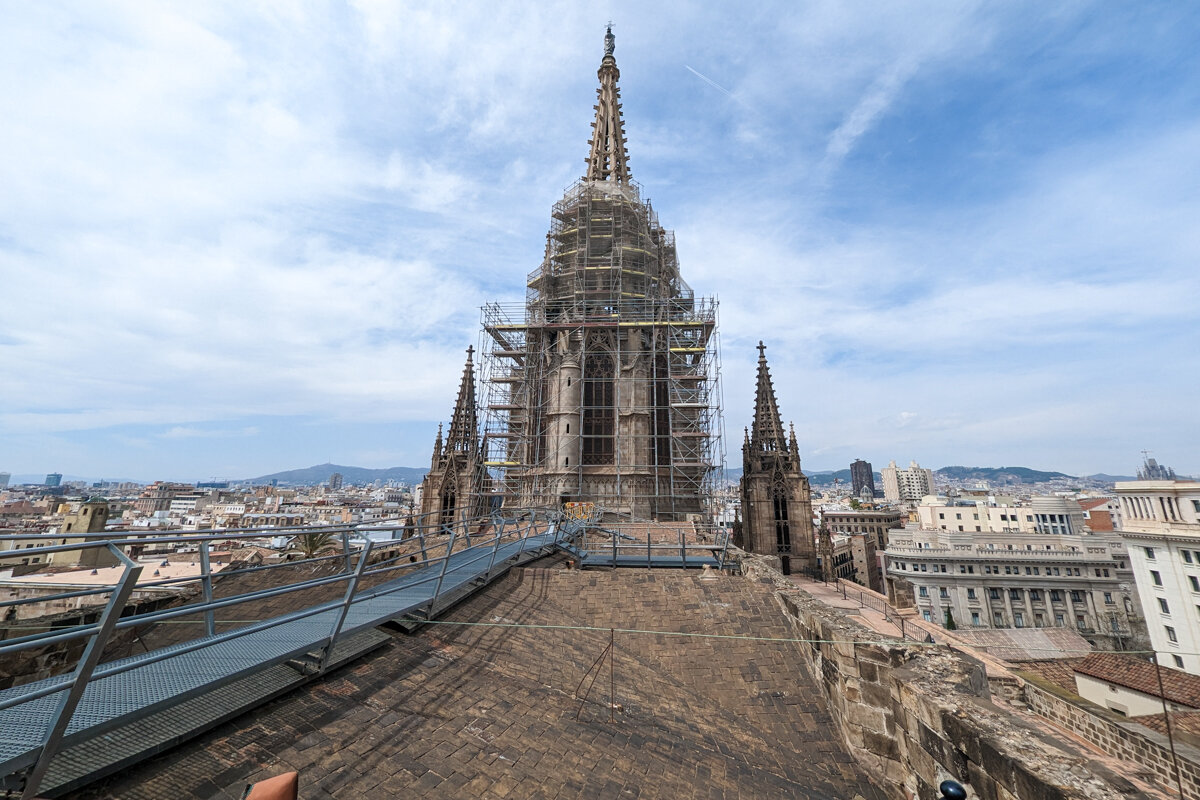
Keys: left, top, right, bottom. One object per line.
{"left": 1020, "top": 676, "right": 1200, "bottom": 800}
{"left": 741, "top": 554, "right": 1144, "bottom": 800}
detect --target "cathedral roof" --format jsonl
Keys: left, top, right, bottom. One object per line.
{"left": 584, "top": 26, "right": 632, "bottom": 184}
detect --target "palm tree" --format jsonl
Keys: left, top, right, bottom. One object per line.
{"left": 291, "top": 530, "right": 338, "bottom": 559}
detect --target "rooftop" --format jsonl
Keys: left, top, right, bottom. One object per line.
{"left": 76, "top": 563, "right": 882, "bottom": 800}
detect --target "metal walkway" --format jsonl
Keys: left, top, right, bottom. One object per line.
{"left": 0, "top": 518, "right": 566, "bottom": 798}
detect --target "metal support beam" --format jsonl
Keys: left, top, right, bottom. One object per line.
{"left": 20, "top": 544, "right": 142, "bottom": 800}
{"left": 320, "top": 540, "right": 374, "bottom": 673}
{"left": 430, "top": 532, "right": 458, "bottom": 615}
{"left": 198, "top": 541, "right": 215, "bottom": 637}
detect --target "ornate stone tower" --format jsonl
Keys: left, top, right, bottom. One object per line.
{"left": 420, "top": 348, "right": 488, "bottom": 526}
{"left": 739, "top": 343, "right": 815, "bottom": 574}
{"left": 477, "top": 28, "right": 721, "bottom": 520}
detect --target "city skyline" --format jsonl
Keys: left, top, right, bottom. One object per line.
{"left": 2, "top": 4, "right": 1198, "bottom": 479}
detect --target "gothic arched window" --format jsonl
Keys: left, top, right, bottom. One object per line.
{"left": 582, "top": 351, "right": 615, "bottom": 465}
{"left": 772, "top": 481, "right": 791, "bottom": 554}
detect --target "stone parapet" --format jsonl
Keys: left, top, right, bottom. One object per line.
{"left": 742, "top": 553, "right": 1148, "bottom": 799}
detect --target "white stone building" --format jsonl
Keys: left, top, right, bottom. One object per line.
{"left": 880, "top": 460, "right": 935, "bottom": 504}
{"left": 884, "top": 526, "right": 1146, "bottom": 652}
{"left": 1116, "top": 478, "right": 1200, "bottom": 674}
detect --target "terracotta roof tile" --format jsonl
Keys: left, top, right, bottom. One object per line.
{"left": 1072, "top": 652, "right": 1200, "bottom": 709}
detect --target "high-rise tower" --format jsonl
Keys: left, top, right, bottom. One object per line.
{"left": 475, "top": 28, "right": 722, "bottom": 520}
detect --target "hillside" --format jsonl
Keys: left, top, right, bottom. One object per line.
{"left": 935, "top": 466, "right": 1073, "bottom": 484}
{"left": 245, "top": 463, "right": 426, "bottom": 487}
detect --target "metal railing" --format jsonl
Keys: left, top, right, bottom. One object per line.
{"left": 0, "top": 506, "right": 573, "bottom": 799}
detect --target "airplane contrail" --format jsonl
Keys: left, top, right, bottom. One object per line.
{"left": 684, "top": 65, "right": 735, "bottom": 99}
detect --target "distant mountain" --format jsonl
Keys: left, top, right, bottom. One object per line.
{"left": 935, "top": 466, "right": 1074, "bottom": 484}
{"left": 245, "top": 463, "right": 427, "bottom": 487}
{"left": 1086, "top": 473, "right": 1136, "bottom": 483}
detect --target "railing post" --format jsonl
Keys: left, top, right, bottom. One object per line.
{"left": 430, "top": 531, "right": 459, "bottom": 615}
{"left": 612, "top": 528, "right": 618, "bottom": 566}
{"left": 647, "top": 532, "right": 652, "bottom": 569}
{"left": 320, "top": 539, "right": 374, "bottom": 672}
{"left": 486, "top": 520, "right": 505, "bottom": 580}
{"left": 20, "top": 544, "right": 142, "bottom": 800}
{"left": 198, "top": 540, "right": 215, "bottom": 637}
{"left": 419, "top": 532, "right": 428, "bottom": 563}
{"left": 515, "top": 516, "right": 530, "bottom": 560}
{"left": 679, "top": 529, "right": 686, "bottom": 567}
{"left": 341, "top": 531, "right": 352, "bottom": 573}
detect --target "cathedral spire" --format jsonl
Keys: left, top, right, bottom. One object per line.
{"left": 445, "top": 346, "right": 478, "bottom": 454}
{"left": 584, "top": 25, "right": 632, "bottom": 184}
{"left": 751, "top": 341, "right": 788, "bottom": 453}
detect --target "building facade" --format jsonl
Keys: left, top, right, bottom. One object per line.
{"left": 822, "top": 509, "right": 905, "bottom": 550}
{"left": 881, "top": 460, "right": 934, "bottom": 504}
{"left": 738, "top": 343, "right": 815, "bottom": 576}
{"left": 850, "top": 459, "right": 876, "bottom": 499}
{"left": 884, "top": 527, "right": 1147, "bottom": 651}
{"left": 1116, "top": 479, "right": 1200, "bottom": 674}
{"left": 475, "top": 29, "right": 720, "bottom": 521}
{"left": 917, "top": 496, "right": 1086, "bottom": 535}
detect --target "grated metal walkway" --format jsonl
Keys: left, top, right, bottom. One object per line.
{"left": 0, "top": 531, "right": 561, "bottom": 788}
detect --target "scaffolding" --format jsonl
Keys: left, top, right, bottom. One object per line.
{"left": 477, "top": 179, "right": 724, "bottom": 524}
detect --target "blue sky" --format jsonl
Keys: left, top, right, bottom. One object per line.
{"left": 1, "top": 2, "right": 1198, "bottom": 482}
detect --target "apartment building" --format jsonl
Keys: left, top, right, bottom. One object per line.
{"left": 884, "top": 527, "right": 1146, "bottom": 652}
{"left": 1116, "top": 478, "right": 1200, "bottom": 674}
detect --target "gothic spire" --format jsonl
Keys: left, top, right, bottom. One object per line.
{"left": 751, "top": 341, "right": 788, "bottom": 454}
{"left": 445, "top": 346, "right": 479, "bottom": 454}
{"left": 584, "top": 25, "right": 632, "bottom": 184}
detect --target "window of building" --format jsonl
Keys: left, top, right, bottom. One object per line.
{"left": 1104, "top": 592, "right": 1113, "bottom": 604}
{"left": 1174, "top": 655, "right": 1185, "bottom": 669}
{"left": 1151, "top": 570, "right": 1162, "bottom": 586}
{"left": 1026, "top": 515, "right": 1033, "bottom": 522}
{"left": 967, "top": 588, "right": 977, "bottom": 599}
{"left": 1103, "top": 569, "right": 1109, "bottom": 577}
{"left": 938, "top": 513, "right": 944, "bottom": 520}
{"left": 1051, "top": 590, "right": 1062, "bottom": 602}
{"left": 1029, "top": 589, "right": 1041, "bottom": 601}
{"left": 1185, "top": 551, "right": 1194, "bottom": 564}
{"left": 1166, "top": 626, "right": 1178, "bottom": 643}
{"left": 1071, "top": 590, "right": 1083, "bottom": 603}
{"left": 919, "top": 586, "right": 928, "bottom": 597}
{"left": 967, "top": 566, "right": 974, "bottom": 574}
{"left": 1009, "top": 588, "right": 1022, "bottom": 600}
{"left": 581, "top": 352, "right": 615, "bottom": 465}
{"left": 1035, "top": 613, "right": 1044, "bottom": 627}
{"left": 971, "top": 611, "right": 981, "bottom": 626}
{"left": 1055, "top": 613, "right": 1065, "bottom": 625}
{"left": 922, "top": 610, "right": 932, "bottom": 622}
{"left": 1159, "top": 598, "right": 1171, "bottom": 614}
{"left": 989, "top": 588, "right": 1001, "bottom": 600}
{"left": 939, "top": 587, "right": 949, "bottom": 598}
{"left": 959, "top": 565, "right": 966, "bottom": 574}
{"left": 1076, "top": 615, "right": 1086, "bottom": 629}
{"left": 1014, "top": 612, "right": 1025, "bottom": 628}
{"left": 940, "top": 564, "right": 947, "bottom": 573}
{"left": 1190, "top": 576, "right": 1200, "bottom": 593}
{"left": 1145, "top": 547, "right": 1156, "bottom": 560}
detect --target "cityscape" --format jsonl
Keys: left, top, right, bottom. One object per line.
{"left": 2, "top": 6, "right": 1198, "bottom": 800}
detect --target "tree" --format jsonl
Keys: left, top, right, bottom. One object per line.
{"left": 849, "top": 498, "right": 861, "bottom": 510}
{"left": 944, "top": 608, "right": 957, "bottom": 630}
{"left": 291, "top": 530, "right": 338, "bottom": 559}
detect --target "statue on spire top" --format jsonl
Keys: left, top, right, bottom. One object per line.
{"left": 604, "top": 25, "right": 615, "bottom": 57}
